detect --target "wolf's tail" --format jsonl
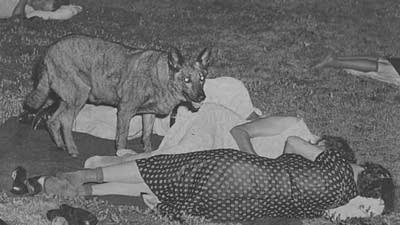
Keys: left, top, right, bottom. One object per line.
{"left": 25, "top": 59, "right": 51, "bottom": 110}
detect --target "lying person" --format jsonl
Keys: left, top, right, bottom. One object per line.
{"left": 314, "top": 54, "right": 400, "bottom": 86}
{"left": 0, "top": 0, "right": 82, "bottom": 20}
{"left": 11, "top": 136, "right": 395, "bottom": 222}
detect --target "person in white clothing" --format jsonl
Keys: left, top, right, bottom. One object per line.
{"left": 0, "top": 0, "right": 81, "bottom": 20}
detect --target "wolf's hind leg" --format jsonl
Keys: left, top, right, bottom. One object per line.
{"left": 59, "top": 92, "right": 89, "bottom": 157}
{"left": 47, "top": 101, "right": 67, "bottom": 150}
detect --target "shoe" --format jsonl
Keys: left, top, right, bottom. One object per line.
{"left": 26, "top": 176, "right": 43, "bottom": 196}
{"left": 47, "top": 204, "right": 98, "bottom": 225}
{"left": 10, "top": 167, "right": 43, "bottom": 196}
{"left": 10, "top": 167, "right": 28, "bottom": 195}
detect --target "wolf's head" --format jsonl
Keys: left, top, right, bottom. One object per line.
{"left": 168, "top": 48, "right": 211, "bottom": 103}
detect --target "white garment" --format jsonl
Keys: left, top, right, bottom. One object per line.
{"left": 73, "top": 76, "right": 261, "bottom": 140}
{"left": 25, "top": 5, "right": 82, "bottom": 20}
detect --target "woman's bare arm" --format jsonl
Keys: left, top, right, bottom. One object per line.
{"left": 230, "top": 116, "right": 300, "bottom": 155}
{"left": 284, "top": 136, "right": 324, "bottom": 161}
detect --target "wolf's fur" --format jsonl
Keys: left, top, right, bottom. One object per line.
{"left": 25, "top": 35, "right": 211, "bottom": 157}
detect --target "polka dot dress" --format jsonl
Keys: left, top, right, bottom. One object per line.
{"left": 136, "top": 149, "right": 358, "bottom": 221}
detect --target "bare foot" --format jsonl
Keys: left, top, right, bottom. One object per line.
{"left": 313, "top": 54, "right": 334, "bottom": 69}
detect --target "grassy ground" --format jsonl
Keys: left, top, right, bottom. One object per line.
{"left": 1, "top": 0, "right": 400, "bottom": 224}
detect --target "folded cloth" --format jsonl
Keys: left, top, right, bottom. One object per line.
{"left": 25, "top": 5, "right": 83, "bottom": 20}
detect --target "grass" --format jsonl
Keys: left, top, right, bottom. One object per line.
{"left": 1, "top": 0, "right": 400, "bottom": 224}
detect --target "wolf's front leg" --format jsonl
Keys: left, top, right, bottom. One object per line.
{"left": 142, "top": 114, "right": 155, "bottom": 152}
{"left": 116, "top": 106, "right": 136, "bottom": 151}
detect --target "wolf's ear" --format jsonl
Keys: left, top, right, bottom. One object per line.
{"left": 196, "top": 48, "right": 212, "bottom": 69}
{"left": 168, "top": 48, "right": 183, "bottom": 72}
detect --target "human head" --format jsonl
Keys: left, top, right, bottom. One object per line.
{"left": 27, "top": 0, "right": 70, "bottom": 11}
{"left": 357, "top": 162, "right": 395, "bottom": 214}
{"left": 316, "top": 135, "right": 357, "bottom": 163}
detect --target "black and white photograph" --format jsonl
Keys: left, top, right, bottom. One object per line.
{"left": 0, "top": 0, "right": 399, "bottom": 224}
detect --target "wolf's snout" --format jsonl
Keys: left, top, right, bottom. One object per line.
{"left": 196, "top": 93, "right": 206, "bottom": 102}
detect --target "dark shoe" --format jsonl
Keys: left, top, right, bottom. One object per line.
{"left": 47, "top": 204, "right": 98, "bottom": 225}
{"left": 10, "top": 167, "right": 43, "bottom": 196}
{"left": 26, "top": 176, "right": 43, "bottom": 196}
{"left": 10, "top": 167, "right": 28, "bottom": 195}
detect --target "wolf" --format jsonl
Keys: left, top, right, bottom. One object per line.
{"left": 25, "top": 35, "right": 211, "bottom": 157}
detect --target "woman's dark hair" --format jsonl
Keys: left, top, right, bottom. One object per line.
{"left": 357, "top": 162, "right": 395, "bottom": 214}
{"left": 53, "top": 0, "right": 70, "bottom": 11}
{"left": 316, "top": 135, "right": 357, "bottom": 163}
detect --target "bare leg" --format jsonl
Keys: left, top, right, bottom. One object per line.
{"left": 314, "top": 55, "right": 378, "bottom": 72}
{"left": 84, "top": 152, "right": 152, "bottom": 169}
{"left": 90, "top": 182, "right": 152, "bottom": 196}
{"left": 59, "top": 161, "right": 144, "bottom": 187}
{"left": 102, "top": 161, "right": 144, "bottom": 183}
